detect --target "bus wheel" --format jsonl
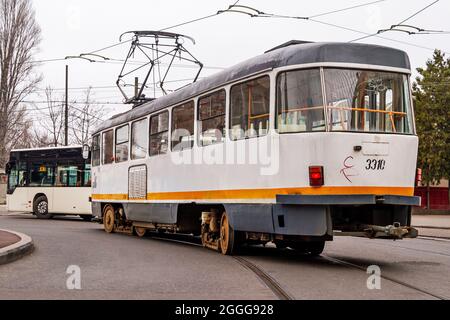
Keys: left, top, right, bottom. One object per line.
{"left": 219, "top": 212, "right": 237, "bottom": 256}
{"left": 33, "top": 196, "right": 53, "bottom": 219}
{"left": 103, "top": 205, "right": 116, "bottom": 234}
{"left": 290, "top": 241, "right": 325, "bottom": 256}
{"left": 134, "top": 227, "right": 147, "bottom": 238}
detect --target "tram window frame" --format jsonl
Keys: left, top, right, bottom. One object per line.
{"left": 149, "top": 111, "right": 170, "bottom": 157}
{"left": 198, "top": 90, "right": 226, "bottom": 147}
{"left": 275, "top": 68, "right": 326, "bottom": 134}
{"left": 131, "top": 118, "right": 149, "bottom": 160}
{"left": 92, "top": 134, "right": 101, "bottom": 167}
{"left": 102, "top": 129, "right": 114, "bottom": 165}
{"left": 229, "top": 75, "right": 271, "bottom": 141}
{"left": 115, "top": 124, "right": 129, "bottom": 163}
{"left": 171, "top": 101, "right": 195, "bottom": 152}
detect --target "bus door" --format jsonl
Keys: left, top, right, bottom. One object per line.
{"left": 6, "top": 161, "right": 30, "bottom": 212}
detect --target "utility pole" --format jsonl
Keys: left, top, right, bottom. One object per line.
{"left": 65, "top": 65, "right": 69, "bottom": 146}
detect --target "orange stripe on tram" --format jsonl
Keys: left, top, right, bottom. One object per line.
{"left": 92, "top": 186, "right": 414, "bottom": 202}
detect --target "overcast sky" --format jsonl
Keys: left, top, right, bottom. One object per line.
{"left": 29, "top": 0, "right": 450, "bottom": 118}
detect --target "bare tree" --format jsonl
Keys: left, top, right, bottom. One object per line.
{"left": 0, "top": 0, "right": 41, "bottom": 167}
{"left": 70, "top": 87, "right": 107, "bottom": 145}
{"left": 36, "top": 87, "right": 64, "bottom": 147}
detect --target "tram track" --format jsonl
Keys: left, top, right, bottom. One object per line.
{"left": 146, "top": 233, "right": 294, "bottom": 300}
{"left": 130, "top": 232, "right": 448, "bottom": 300}
{"left": 232, "top": 256, "right": 294, "bottom": 300}
{"left": 320, "top": 254, "right": 447, "bottom": 300}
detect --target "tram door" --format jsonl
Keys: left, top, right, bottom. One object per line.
{"left": 128, "top": 165, "right": 148, "bottom": 201}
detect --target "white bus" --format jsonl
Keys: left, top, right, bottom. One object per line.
{"left": 5, "top": 146, "right": 92, "bottom": 220}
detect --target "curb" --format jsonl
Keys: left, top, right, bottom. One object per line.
{"left": 0, "top": 229, "right": 34, "bottom": 266}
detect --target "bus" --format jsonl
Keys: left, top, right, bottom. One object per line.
{"left": 90, "top": 41, "right": 420, "bottom": 255}
{"left": 5, "top": 146, "right": 92, "bottom": 220}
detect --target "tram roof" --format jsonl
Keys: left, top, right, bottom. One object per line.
{"left": 94, "top": 42, "right": 410, "bottom": 134}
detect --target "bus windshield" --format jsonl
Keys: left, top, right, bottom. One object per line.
{"left": 324, "top": 69, "right": 414, "bottom": 134}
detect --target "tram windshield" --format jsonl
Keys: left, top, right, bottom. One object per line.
{"left": 324, "top": 69, "right": 414, "bottom": 134}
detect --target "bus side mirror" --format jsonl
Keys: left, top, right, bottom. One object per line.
{"left": 82, "top": 145, "right": 90, "bottom": 160}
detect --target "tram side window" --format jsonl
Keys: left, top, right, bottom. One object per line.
{"left": 92, "top": 135, "right": 101, "bottom": 167}
{"left": 276, "top": 69, "right": 325, "bottom": 133}
{"left": 150, "top": 112, "right": 169, "bottom": 157}
{"left": 131, "top": 119, "right": 148, "bottom": 160}
{"left": 230, "top": 76, "right": 270, "bottom": 140}
{"left": 198, "top": 90, "right": 226, "bottom": 147}
{"left": 102, "top": 130, "right": 114, "bottom": 165}
{"left": 172, "top": 101, "right": 194, "bottom": 151}
{"left": 115, "top": 125, "right": 129, "bottom": 163}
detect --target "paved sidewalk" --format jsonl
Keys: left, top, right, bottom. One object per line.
{"left": 412, "top": 215, "right": 450, "bottom": 239}
{"left": 0, "top": 229, "right": 34, "bottom": 265}
{"left": 412, "top": 215, "right": 450, "bottom": 229}
{"left": 0, "top": 230, "right": 21, "bottom": 249}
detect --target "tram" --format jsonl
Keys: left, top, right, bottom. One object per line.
{"left": 89, "top": 41, "right": 421, "bottom": 255}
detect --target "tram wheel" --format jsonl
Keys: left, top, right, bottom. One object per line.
{"left": 219, "top": 212, "right": 238, "bottom": 256}
{"left": 103, "top": 205, "right": 116, "bottom": 234}
{"left": 290, "top": 241, "right": 325, "bottom": 256}
{"left": 134, "top": 227, "right": 147, "bottom": 238}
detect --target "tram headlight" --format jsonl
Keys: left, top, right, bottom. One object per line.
{"left": 309, "top": 166, "right": 324, "bottom": 187}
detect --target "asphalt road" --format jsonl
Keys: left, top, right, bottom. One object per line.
{"left": 0, "top": 213, "right": 449, "bottom": 300}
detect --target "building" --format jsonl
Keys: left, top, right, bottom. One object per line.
{"left": 415, "top": 179, "right": 450, "bottom": 211}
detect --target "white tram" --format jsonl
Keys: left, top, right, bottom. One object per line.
{"left": 90, "top": 41, "right": 420, "bottom": 255}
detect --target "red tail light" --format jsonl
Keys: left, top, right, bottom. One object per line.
{"left": 309, "top": 166, "right": 324, "bottom": 187}
{"left": 416, "top": 168, "right": 422, "bottom": 186}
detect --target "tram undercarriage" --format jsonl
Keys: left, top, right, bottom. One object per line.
{"left": 95, "top": 195, "right": 419, "bottom": 256}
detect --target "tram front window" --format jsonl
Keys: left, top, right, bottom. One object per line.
{"left": 324, "top": 69, "right": 414, "bottom": 134}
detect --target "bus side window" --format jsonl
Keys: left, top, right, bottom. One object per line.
{"left": 83, "top": 164, "right": 92, "bottom": 187}
{"left": 230, "top": 76, "right": 270, "bottom": 140}
{"left": 29, "top": 164, "right": 55, "bottom": 187}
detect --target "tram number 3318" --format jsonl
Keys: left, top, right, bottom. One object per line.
{"left": 366, "top": 159, "right": 386, "bottom": 171}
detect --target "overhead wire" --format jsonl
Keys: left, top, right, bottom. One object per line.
{"left": 350, "top": 0, "right": 442, "bottom": 42}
